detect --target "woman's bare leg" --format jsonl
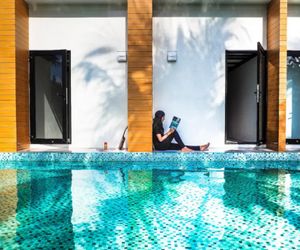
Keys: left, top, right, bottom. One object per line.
{"left": 200, "top": 142, "right": 210, "bottom": 151}
{"left": 181, "top": 147, "right": 193, "bottom": 152}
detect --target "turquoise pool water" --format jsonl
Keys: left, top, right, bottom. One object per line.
{"left": 0, "top": 161, "right": 300, "bottom": 249}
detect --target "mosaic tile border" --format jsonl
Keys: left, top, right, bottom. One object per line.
{"left": 0, "top": 152, "right": 300, "bottom": 163}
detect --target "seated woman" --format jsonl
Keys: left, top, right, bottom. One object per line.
{"left": 153, "top": 110, "right": 210, "bottom": 152}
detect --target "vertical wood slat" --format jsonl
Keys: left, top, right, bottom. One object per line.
{"left": 266, "top": 0, "right": 287, "bottom": 152}
{"left": 15, "top": 0, "right": 29, "bottom": 151}
{"left": 0, "top": 0, "right": 16, "bottom": 152}
{"left": 0, "top": 0, "right": 29, "bottom": 152}
{"left": 127, "top": 0, "right": 153, "bottom": 152}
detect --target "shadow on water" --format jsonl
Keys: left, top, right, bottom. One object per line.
{"left": 15, "top": 170, "right": 74, "bottom": 249}
{"left": 71, "top": 169, "right": 187, "bottom": 249}
{"left": 223, "top": 169, "right": 300, "bottom": 230}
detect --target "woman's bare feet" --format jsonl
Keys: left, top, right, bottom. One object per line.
{"left": 181, "top": 146, "right": 193, "bottom": 152}
{"left": 200, "top": 142, "right": 210, "bottom": 151}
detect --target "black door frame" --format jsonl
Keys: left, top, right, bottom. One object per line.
{"left": 225, "top": 48, "right": 267, "bottom": 145}
{"left": 286, "top": 50, "right": 300, "bottom": 144}
{"left": 257, "top": 42, "right": 267, "bottom": 145}
{"left": 29, "top": 50, "right": 71, "bottom": 144}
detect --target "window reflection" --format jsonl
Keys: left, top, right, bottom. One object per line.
{"left": 287, "top": 55, "right": 300, "bottom": 140}
{"left": 15, "top": 170, "right": 74, "bottom": 248}
{"left": 0, "top": 170, "right": 18, "bottom": 248}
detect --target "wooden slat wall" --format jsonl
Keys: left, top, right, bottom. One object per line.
{"left": 127, "top": 0, "right": 153, "bottom": 152}
{"left": 15, "top": 0, "right": 29, "bottom": 151}
{"left": 267, "top": 0, "right": 287, "bottom": 152}
{"left": 0, "top": 0, "right": 17, "bottom": 152}
{"left": 0, "top": 0, "right": 29, "bottom": 152}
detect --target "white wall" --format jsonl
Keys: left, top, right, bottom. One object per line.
{"left": 153, "top": 4, "right": 266, "bottom": 146}
{"left": 29, "top": 4, "right": 127, "bottom": 149}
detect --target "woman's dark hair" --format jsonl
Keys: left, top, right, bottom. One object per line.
{"left": 153, "top": 110, "right": 165, "bottom": 131}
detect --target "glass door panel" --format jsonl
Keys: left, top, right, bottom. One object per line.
{"left": 287, "top": 52, "right": 300, "bottom": 144}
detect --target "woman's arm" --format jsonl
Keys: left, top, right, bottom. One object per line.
{"left": 156, "top": 129, "right": 175, "bottom": 142}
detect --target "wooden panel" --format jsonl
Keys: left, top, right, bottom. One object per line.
{"left": 128, "top": 69, "right": 152, "bottom": 79}
{"left": 128, "top": 0, "right": 152, "bottom": 11}
{"left": 127, "top": 0, "right": 153, "bottom": 152}
{"left": 127, "top": 13, "right": 152, "bottom": 19}
{"left": 0, "top": 144, "right": 17, "bottom": 152}
{"left": 0, "top": 0, "right": 29, "bottom": 152}
{"left": 0, "top": 0, "right": 16, "bottom": 152}
{"left": 266, "top": 0, "right": 287, "bottom": 152}
{"left": 15, "top": 0, "right": 29, "bottom": 151}
{"left": 128, "top": 50, "right": 152, "bottom": 57}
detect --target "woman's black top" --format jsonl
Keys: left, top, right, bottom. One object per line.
{"left": 153, "top": 123, "right": 164, "bottom": 148}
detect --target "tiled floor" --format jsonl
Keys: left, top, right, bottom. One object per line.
{"left": 23, "top": 144, "right": 300, "bottom": 152}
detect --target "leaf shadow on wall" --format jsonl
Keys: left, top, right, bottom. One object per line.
{"left": 73, "top": 47, "right": 127, "bottom": 148}
{"left": 153, "top": 3, "right": 264, "bottom": 145}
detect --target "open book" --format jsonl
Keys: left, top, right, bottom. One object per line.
{"left": 169, "top": 116, "right": 181, "bottom": 129}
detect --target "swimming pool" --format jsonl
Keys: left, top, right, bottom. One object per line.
{"left": 0, "top": 153, "right": 300, "bottom": 249}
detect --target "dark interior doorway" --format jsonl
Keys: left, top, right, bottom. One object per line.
{"left": 30, "top": 50, "right": 71, "bottom": 144}
{"left": 225, "top": 43, "right": 267, "bottom": 145}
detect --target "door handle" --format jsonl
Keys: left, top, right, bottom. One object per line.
{"left": 255, "top": 85, "right": 260, "bottom": 103}
{"left": 66, "top": 88, "right": 68, "bottom": 105}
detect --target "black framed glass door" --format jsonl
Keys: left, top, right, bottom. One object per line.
{"left": 30, "top": 50, "right": 71, "bottom": 144}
